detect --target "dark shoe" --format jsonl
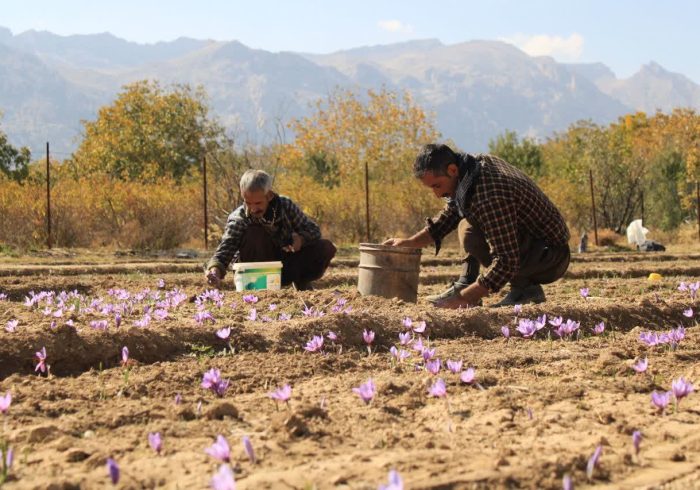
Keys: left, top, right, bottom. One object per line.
{"left": 492, "top": 284, "right": 546, "bottom": 307}
{"left": 426, "top": 283, "right": 466, "bottom": 304}
{"left": 294, "top": 281, "right": 314, "bottom": 291}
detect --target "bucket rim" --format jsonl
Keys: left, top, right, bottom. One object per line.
{"left": 232, "top": 261, "right": 283, "bottom": 271}
{"left": 358, "top": 242, "right": 422, "bottom": 254}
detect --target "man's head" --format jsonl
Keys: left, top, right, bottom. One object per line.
{"left": 239, "top": 169, "right": 273, "bottom": 218}
{"left": 413, "top": 143, "right": 460, "bottom": 199}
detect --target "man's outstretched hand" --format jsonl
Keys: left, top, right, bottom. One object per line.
{"left": 206, "top": 267, "right": 222, "bottom": 288}
{"left": 383, "top": 237, "right": 413, "bottom": 247}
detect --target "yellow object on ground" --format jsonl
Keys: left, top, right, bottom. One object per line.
{"left": 648, "top": 272, "right": 663, "bottom": 281}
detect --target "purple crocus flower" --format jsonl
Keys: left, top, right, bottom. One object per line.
{"left": 391, "top": 348, "right": 411, "bottom": 362}
{"left": 242, "top": 436, "right": 255, "bottom": 464}
{"left": 398, "top": 331, "right": 412, "bottom": 346}
{"left": 216, "top": 327, "right": 231, "bottom": 340}
{"left": 586, "top": 445, "right": 602, "bottom": 479}
{"left": 639, "top": 331, "right": 660, "bottom": 346}
{"left": 683, "top": 308, "right": 694, "bottom": 318}
{"left": 326, "top": 331, "right": 338, "bottom": 341}
{"left": 107, "top": 457, "right": 120, "bottom": 484}
{"left": 534, "top": 315, "right": 547, "bottom": 330}
{"left": 690, "top": 281, "right": 700, "bottom": 299}
{"left": 302, "top": 305, "right": 315, "bottom": 317}
{"left": 402, "top": 317, "right": 412, "bottom": 329}
{"left": 580, "top": 287, "right": 589, "bottom": 299}
{"left": 362, "top": 329, "right": 375, "bottom": 345}
{"left": 5, "top": 319, "right": 18, "bottom": 333}
{"left": 651, "top": 391, "right": 671, "bottom": 413}
{"left": 278, "top": 313, "right": 291, "bottom": 321}
{"left": 378, "top": 469, "right": 404, "bottom": 490}
{"left": 516, "top": 319, "right": 536, "bottom": 338}
{"left": 460, "top": 367, "right": 476, "bottom": 384}
{"left": 353, "top": 379, "right": 376, "bottom": 404}
{"left": 593, "top": 322, "right": 605, "bottom": 335}
{"left": 201, "top": 368, "right": 230, "bottom": 397}
{"left": 157, "top": 278, "right": 165, "bottom": 288}
{"left": 513, "top": 304, "right": 522, "bottom": 315}
{"left": 428, "top": 378, "right": 447, "bottom": 398}
{"left": 446, "top": 360, "right": 463, "bottom": 374}
{"left": 247, "top": 309, "right": 257, "bottom": 322}
{"left": 632, "top": 357, "right": 648, "bottom": 374}
{"left": 425, "top": 359, "right": 441, "bottom": 375}
{"left": 134, "top": 314, "right": 151, "bottom": 328}
{"left": 148, "top": 432, "right": 163, "bottom": 454}
{"left": 90, "top": 320, "right": 108, "bottom": 330}
{"left": 413, "top": 321, "right": 427, "bottom": 334}
{"left": 268, "top": 384, "right": 292, "bottom": 403}
{"left": 121, "top": 346, "right": 129, "bottom": 366}
{"left": 632, "top": 430, "right": 642, "bottom": 455}
{"left": 35, "top": 346, "right": 47, "bottom": 373}
{"left": 671, "top": 377, "right": 694, "bottom": 404}
{"left": 421, "top": 347, "right": 436, "bottom": 361}
{"left": 242, "top": 294, "right": 258, "bottom": 304}
{"left": 0, "top": 391, "right": 11, "bottom": 414}
{"left": 174, "top": 393, "right": 182, "bottom": 405}
{"left": 304, "top": 335, "right": 324, "bottom": 353}
{"left": 205, "top": 435, "right": 231, "bottom": 463}
{"left": 194, "top": 310, "right": 215, "bottom": 325}
{"left": 412, "top": 338, "right": 425, "bottom": 352}
{"left": 562, "top": 474, "right": 573, "bottom": 490}
{"left": 210, "top": 464, "right": 236, "bottom": 490}
{"left": 678, "top": 281, "right": 688, "bottom": 292}
{"left": 501, "top": 326, "right": 510, "bottom": 338}
{"left": 115, "top": 313, "right": 122, "bottom": 328}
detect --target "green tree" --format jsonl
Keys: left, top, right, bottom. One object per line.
{"left": 68, "top": 80, "right": 226, "bottom": 181}
{"left": 0, "top": 119, "right": 31, "bottom": 182}
{"left": 488, "top": 130, "right": 544, "bottom": 178}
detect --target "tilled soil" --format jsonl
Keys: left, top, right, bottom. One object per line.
{"left": 0, "top": 252, "right": 698, "bottom": 489}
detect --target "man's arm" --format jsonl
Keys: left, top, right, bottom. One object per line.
{"left": 384, "top": 201, "right": 461, "bottom": 252}
{"left": 205, "top": 211, "right": 246, "bottom": 281}
{"left": 283, "top": 198, "right": 321, "bottom": 245}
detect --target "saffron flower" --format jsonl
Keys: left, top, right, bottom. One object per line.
{"left": 516, "top": 319, "right": 536, "bottom": 338}
{"left": 0, "top": 391, "right": 11, "bottom": 414}
{"left": 5, "top": 319, "right": 18, "bottom": 333}
{"left": 549, "top": 316, "right": 563, "bottom": 327}
{"left": 651, "top": 391, "right": 671, "bottom": 413}
{"left": 632, "top": 430, "right": 642, "bottom": 455}
{"left": 586, "top": 445, "right": 602, "bottom": 479}
{"left": 593, "top": 322, "right": 605, "bottom": 335}
{"left": 174, "top": 393, "right": 182, "bottom": 405}
{"left": 446, "top": 360, "right": 463, "bottom": 374}
{"left": 513, "top": 304, "right": 522, "bottom": 315}
{"left": 378, "top": 469, "right": 404, "bottom": 490}
{"left": 134, "top": 314, "right": 151, "bottom": 328}
{"left": 501, "top": 326, "right": 510, "bottom": 338}
{"left": 216, "top": 327, "right": 231, "bottom": 340}
{"left": 398, "top": 331, "right": 412, "bottom": 345}
{"left": 304, "top": 335, "right": 324, "bottom": 353}
{"left": 194, "top": 310, "right": 215, "bottom": 325}
{"left": 671, "top": 377, "right": 694, "bottom": 405}
{"left": 205, "top": 435, "right": 231, "bottom": 463}
{"left": 353, "top": 379, "right": 376, "bottom": 404}
{"left": 460, "top": 368, "right": 476, "bottom": 384}
{"left": 242, "top": 436, "right": 255, "bottom": 464}
{"left": 534, "top": 315, "right": 547, "bottom": 330}
{"left": 90, "top": 320, "right": 108, "bottom": 330}
{"left": 148, "top": 432, "right": 163, "bottom": 455}
{"left": 247, "top": 309, "right": 257, "bottom": 321}
{"left": 269, "top": 303, "right": 277, "bottom": 311}
{"left": 683, "top": 308, "right": 693, "bottom": 318}
{"left": 326, "top": 331, "right": 338, "bottom": 341}
{"left": 115, "top": 313, "right": 122, "bottom": 328}
{"left": 35, "top": 346, "right": 47, "bottom": 373}
{"left": 425, "top": 359, "right": 441, "bottom": 375}
{"left": 107, "top": 457, "right": 120, "bottom": 484}
{"left": 562, "top": 475, "right": 573, "bottom": 490}
{"left": 413, "top": 321, "right": 427, "bottom": 334}
{"left": 201, "top": 368, "right": 230, "bottom": 397}
{"left": 121, "top": 346, "right": 129, "bottom": 366}
{"left": 268, "top": 384, "right": 292, "bottom": 403}
{"left": 428, "top": 378, "right": 447, "bottom": 398}
{"left": 580, "top": 287, "right": 589, "bottom": 299}
{"left": 421, "top": 347, "right": 436, "bottom": 361}
{"left": 362, "top": 329, "right": 375, "bottom": 345}
{"left": 632, "top": 357, "right": 648, "bottom": 374}
{"left": 210, "top": 464, "right": 236, "bottom": 490}
{"left": 278, "top": 313, "right": 291, "bottom": 321}
{"left": 402, "top": 317, "right": 413, "bottom": 328}
{"left": 242, "top": 294, "right": 258, "bottom": 304}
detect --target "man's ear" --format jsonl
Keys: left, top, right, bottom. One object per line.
{"left": 447, "top": 163, "right": 459, "bottom": 177}
{"left": 265, "top": 190, "right": 274, "bottom": 202}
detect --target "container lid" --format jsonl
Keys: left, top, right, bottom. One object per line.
{"left": 233, "top": 261, "right": 283, "bottom": 271}
{"left": 358, "top": 242, "right": 422, "bottom": 254}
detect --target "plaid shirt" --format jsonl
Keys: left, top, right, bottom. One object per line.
{"left": 427, "top": 154, "right": 570, "bottom": 293}
{"left": 207, "top": 194, "right": 322, "bottom": 277}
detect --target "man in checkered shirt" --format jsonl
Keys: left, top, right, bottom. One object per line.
{"left": 384, "top": 143, "right": 570, "bottom": 308}
{"left": 206, "top": 170, "right": 336, "bottom": 290}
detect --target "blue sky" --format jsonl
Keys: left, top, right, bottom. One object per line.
{"left": 3, "top": 0, "right": 699, "bottom": 82}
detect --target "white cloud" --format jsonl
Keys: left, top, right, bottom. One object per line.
{"left": 501, "top": 33, "right": 584, "bottom": 61}
{"left": 377, "top": 20, "right": 414, "bottom": 34}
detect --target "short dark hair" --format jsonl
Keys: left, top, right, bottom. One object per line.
{"left": 413, "top": 143, "right": 458, "bottom": 178}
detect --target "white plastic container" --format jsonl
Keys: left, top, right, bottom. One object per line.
{"left": 232, "top": 261, "right": 283, "bottom": 291}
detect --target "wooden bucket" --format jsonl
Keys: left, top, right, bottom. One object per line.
{"left": 357, "top": 243, "right": 421, "bottom": 303}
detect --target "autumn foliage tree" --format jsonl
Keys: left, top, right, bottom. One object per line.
{"left": 67, "top": 80, "right": 227, "bottom": 181}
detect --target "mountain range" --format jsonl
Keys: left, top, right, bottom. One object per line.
{"left": 1, "top": 26, "right": 699, "bottom": 158}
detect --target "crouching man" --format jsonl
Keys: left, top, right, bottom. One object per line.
{"left": 384, "top": 143, "right": 570, "bottom": 308}
{"left": 205, "top": 169, "right": 336, "bottom": 290}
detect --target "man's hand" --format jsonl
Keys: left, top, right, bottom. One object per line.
{"left": 433, "top": 282, "right": 489, "bottom": 309}
{"left": 283, "top": 233, "right": 304, "bottom": 253}
{"left": 383, "top": 237, "right": 415, "bottom": 248}
{"left": 206, "top": 267, "right": 222, "bottom": 288}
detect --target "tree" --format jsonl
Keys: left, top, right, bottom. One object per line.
{"left": 488, "top": 130, "right": 543, "bottom": 178}
{"left": 0, "top": 118, "right": 31, "bottom": 182}
{"left": 68, "top": 80, "right": 226, "bottom": 181}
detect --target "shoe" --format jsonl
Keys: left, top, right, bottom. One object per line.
{"left": 425, "top": 283, "right": 467, "bottom": 304}
{"left": 492, "top": 284, "right": 546, "bottom": 307}
{"left": 294, "top": 281, "right": 314, "bottom": 291}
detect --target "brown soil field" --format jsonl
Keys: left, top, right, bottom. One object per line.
{"left": 0, "top": 251, "right": 698, "bottom": 489}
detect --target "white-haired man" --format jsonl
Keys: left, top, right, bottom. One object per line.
{"left": 205, "top": 170, "right": 336, "bottom": 290}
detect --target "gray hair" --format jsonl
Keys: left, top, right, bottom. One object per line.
{"left": 239, "top": 169, "right": 272, "bottom": 193}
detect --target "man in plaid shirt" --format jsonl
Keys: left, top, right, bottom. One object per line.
{"left": 206, "top": 169, "right": 336, "bottom": 290}
{"left": 384, "top": 143, "right": 570, "bottom": 308}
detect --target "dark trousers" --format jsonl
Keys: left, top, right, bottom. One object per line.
{"left": 456, "top": 219, "right": 570, "bottom": 288}
{"left": 239, "top": 225, "right": 337, "bottom": 287}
